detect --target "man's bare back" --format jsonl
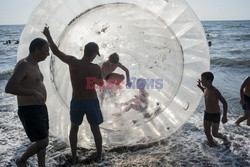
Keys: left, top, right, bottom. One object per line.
{"left": 69, "top": 59, "right": 102, "bottom": 99}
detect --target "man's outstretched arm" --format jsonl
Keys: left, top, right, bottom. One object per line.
{"left": 43, "top": 26, "right": 76, "bottom": 65}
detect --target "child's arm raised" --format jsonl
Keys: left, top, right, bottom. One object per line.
{"left": 197, "top": 79, "right": 204, "bottom": 92}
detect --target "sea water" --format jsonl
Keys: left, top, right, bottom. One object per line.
{"left": 0, "top": 21, "right": 249, "bottom": 166}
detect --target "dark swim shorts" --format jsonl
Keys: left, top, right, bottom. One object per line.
{"left": 242, "top": 94, "right": 250, "bottom": 110}
{"left": 18, "top": 105, "right": 49, "bottom": 142}
{"left": 204, "top": 111, "right": 221, "bottom": 124}
{"left": 70, "top": 98, "right": 103, "bottom": 125}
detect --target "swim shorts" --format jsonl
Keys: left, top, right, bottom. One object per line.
{"left": 18, "top": 105, "right": 49, "bottom": 142}
{"left": 204, "top": 111, "right": 221, "bottom": 124}
{"left": 242, "top": 94, "right": 250, "bottom": 110}
{"left": 70, "top": 98, "right": 103, "bottom": 125}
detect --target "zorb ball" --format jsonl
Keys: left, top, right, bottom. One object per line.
{"left": 17, "top": 0, "right": 209, "bottom": 147}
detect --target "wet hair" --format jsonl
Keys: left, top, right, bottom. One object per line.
{"left": 201, "top": 72, "right": 214, "bottom": 82}
{"left": 84, "top": 42, "right": 100, "bottom": 56}
{"left": 29, "top": 38, "right": 47, "bottom": 53}
{"left": 109, "top": 53, "right": 119, "bottom": 63}
{"left": 136, "top": 78, "right": 146, "bottom": 89}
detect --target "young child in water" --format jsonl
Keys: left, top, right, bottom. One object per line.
{"left": 197, "top": 72, "right": 228, "bottom": 146}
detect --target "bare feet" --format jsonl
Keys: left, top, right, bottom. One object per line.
{"left": 207, "top": 141, "right": 217, "bottom": 147}
{"left": 95, "top": 153, "right": 105, "bottom": 167}
{"left": 71, "top": 156, "right": 78, "bottom": 165}
{"left": 16, "top": 158, "right": 26, "bottom": 167}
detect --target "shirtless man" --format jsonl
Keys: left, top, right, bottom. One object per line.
{"left": 43, "top": 26, "right": 103, "bottom": 165}
{"left": 197, "top": 72, "right": 228, "bottom": 146}
{"left": 5, "top": 38, "right": 50, "bottom": 167}
{"left": 235, "top": 76, "right": 250, "bottom": 126}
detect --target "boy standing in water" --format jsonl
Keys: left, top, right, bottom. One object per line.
{"left": 5, "top": 38, "right": 50, "bottom": 167}
{"left": 235, "top": 76, "right": 250, "bottom": 126}
{"left": 197, "top": 72, "right": 228, "bottom": 146}
{"left": 43, "top": 26, "right": 104, "bottom": 165}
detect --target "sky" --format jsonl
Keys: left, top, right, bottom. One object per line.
{"left": 0, "top": 0, "right": 250, "bottom": 25}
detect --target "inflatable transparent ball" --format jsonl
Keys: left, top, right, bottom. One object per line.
{"left": 17, "top": 0, "right": 210, "bottom": 147}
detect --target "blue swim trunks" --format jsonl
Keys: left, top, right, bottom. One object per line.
{"left": 70, "top": 98, "right": 103, "bottom": 125}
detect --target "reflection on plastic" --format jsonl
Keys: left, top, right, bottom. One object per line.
{"left": 17, "top": 0, "right": 210, "bottom": 147}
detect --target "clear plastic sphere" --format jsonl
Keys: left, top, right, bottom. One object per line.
{"left": 17, "top": 0, "right": 210, "bottom": 147}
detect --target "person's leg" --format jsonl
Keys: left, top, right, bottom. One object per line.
{"left": 235, "top": 110, "right": 248, "bottom": 125}
{"left": 16, "top": 138, "right": 49, "bottom": 167}
{"left": 37, "top": 137, "right": 49, "bottom": 167}
{"left": 90, "top": 125, "right": 102, "bottom": 161}
{"left": 246, "top": 110, "right": 250, "bottom": 126}
{"left": 69, "top": 99, "right": 85, "bottom": 164}
{"left": 204, "top": 120, "right": 214, "bottom": 146}
{"left": 211, "top": 123, "right": 227, "bottom": 142}
{"left": 37, "top": 148, "right": 46, "bottom": 167}
{"left": 69, "top": 123, "right": 79, "bottom": 165}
